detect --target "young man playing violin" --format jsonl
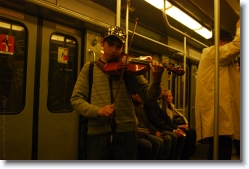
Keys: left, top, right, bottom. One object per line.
{"left": 71, "top": 25, "right": 165, "bottom": 160}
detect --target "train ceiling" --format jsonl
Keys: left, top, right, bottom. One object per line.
{"left": 0, "top": 0, "right": 240, "bottom": 54}
{"left": 90, "top": 0, "right": 240, "bottom": 51}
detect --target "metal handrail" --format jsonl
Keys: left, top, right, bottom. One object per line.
{"left": 162, "top": 0, "right": 209, "bottom": 48}
{"left": 128, "top": 31, "right": 185, "bottom": 54}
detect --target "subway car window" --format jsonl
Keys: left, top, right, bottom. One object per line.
{"left": 0, "top": 20, "right": 26, "bottom": 114}
{"left": 47, "top": 34, "right": 77, "bottom": 113}
{"left": 170, "top": 61, "right": 189, "bottom": 109}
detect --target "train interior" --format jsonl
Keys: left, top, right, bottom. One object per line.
{"left": 0, "top": 0, "right": 241, "bottom": 160}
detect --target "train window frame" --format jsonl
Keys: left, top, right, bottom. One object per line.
{"left": 47, "top": 32, "right": 78, "bottom": 113}
{"left": 168, "top": 60, "right": 189, "bottom": 109}
{"left": 0, "top": 19, "right": 27, "bottom": 114}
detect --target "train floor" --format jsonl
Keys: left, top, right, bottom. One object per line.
{"left": 189, "top": 142, "right": 240, "bottom": 160}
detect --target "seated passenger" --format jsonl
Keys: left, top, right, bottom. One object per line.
{"left": 132, "top": 92, "right": 171, "bottom": 160}
{"left": 162, "top": 90, "right": 196, "bottom": 159}
{"left": 144, "top": 89, "right": 186, "bottom": 160}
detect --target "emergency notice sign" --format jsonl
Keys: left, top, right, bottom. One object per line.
{"left": 0, "top": 34, "right": 14, "bottom": 55}
{"left": 58, "top": 47, "right": 68, "bottom": 64}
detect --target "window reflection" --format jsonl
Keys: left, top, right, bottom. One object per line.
{"left": 47, "top": 33, "right": 77, "bottom": 113}
{"left": 0, "top": 20, "right": 26, "bottom": 113}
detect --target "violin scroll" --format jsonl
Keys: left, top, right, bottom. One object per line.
{"left": 163, "top": 62, "right": 185, "bottom": 76}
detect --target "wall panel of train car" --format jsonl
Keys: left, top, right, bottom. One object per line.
{"left": 37, "top": 20, "right": 82, "bottom": 160}
{"left": 0, "top": 7, "right": 37, "bottom": 160}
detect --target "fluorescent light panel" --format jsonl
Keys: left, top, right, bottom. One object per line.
{"left": 145, "top": 0, "right": 212, "bottom": 39}
{"left": 0, "top": 22, "right": 24, "bottom": 31}
{"left": 51, "top": 35, "right": 64, "bottom": 41}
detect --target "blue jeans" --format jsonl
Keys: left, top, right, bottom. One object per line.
{"left": 162, "top": 135, "right": 172, "bottom": 160}
{"left": 86, "top": 132, "right": 137, "bottom": 160}
{"left": 180, "top": 128, "right": 196, "bottom": 159}
{"left": 163, "top": 131, "right": 185, "bottom": 160}
{"left": 137, "top": 138, "right": 152, "bottom": 160}
{"left": 137, "top": 134, "right": 163, "bottom": 160}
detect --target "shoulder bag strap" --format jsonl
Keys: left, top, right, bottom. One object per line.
{"left": 87, "top": 61, "right": 94, "bottom": 103}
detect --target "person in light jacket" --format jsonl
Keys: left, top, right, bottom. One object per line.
{"left": 195, "top": 19, "right": 240, "bottom": 160}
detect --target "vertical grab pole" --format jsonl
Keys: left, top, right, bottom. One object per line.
{"left": 125, "top": 0, "right": 130, "bottom": 54}
{"left": 116, "top": 0, "right": 121, "bottom": 27}
{"left": 213, "top": 0, "right": 220, "bottom": 160}
{"left": 183, "top": 37, "right": 187, "bottom": 116}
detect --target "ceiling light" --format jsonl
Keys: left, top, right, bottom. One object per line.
{"left": 0, "top": 22, "right": 24, "bottom": 31}
{"left": 145, "top": 0, "right": 212, "bottom": 39}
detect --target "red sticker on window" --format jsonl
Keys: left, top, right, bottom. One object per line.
{"left": 0, "top": 34, "right": 14, "bottom": 54}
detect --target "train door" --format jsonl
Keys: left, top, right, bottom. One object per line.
{"left": 37, "top": 20, "right": 82, "bottom": 160}
{"left": 0, "top": 8, "right": 38, "bottom": 160}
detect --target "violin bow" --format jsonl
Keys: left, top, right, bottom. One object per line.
{"left": 112, "top": 18, "right": 139, "bottom": 104}
{"left": 107, "top": 18, "right": 139, "bottom": 126}
{"left": 128, "top": 17, "right": 139, "bottom": 53}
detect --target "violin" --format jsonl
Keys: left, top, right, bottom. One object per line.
{"left": 104, "top": 54, "right": 185, "bottom": 76}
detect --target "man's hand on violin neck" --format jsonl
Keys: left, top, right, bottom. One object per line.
{"left": 150, "top": 61, "right": 164, "bottom": 85}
